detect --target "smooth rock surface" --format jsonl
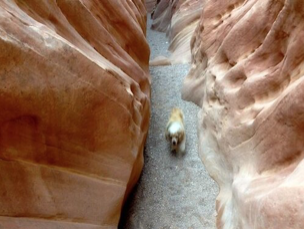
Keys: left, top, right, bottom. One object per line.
{"left": 0, "top": 0, "right": 150, "bottom": 228}
{"left": 182, "top": 0, "right": 304, "bottom": 228}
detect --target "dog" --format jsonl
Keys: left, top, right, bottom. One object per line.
{"left": 165, "top": 108, "right": 186, "bottom": 154}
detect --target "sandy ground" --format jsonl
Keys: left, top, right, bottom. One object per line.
{"left": 119, "top": 16, "right": 218, "bottom": 229}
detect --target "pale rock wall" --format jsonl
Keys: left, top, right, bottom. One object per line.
{"left": 150, "top": 0, "right": 204, "bottom": 65}
{"left": 151, "top": 0, "right": 176, "bottom": 32}
{"left": 0, "top": 0, "right": 150, "bottom": 228}
{"left": 145, "top": 0, "right": 157, "bottom": 13}
{"left": 182, "top": 0, "right": 304, "bottom": 228}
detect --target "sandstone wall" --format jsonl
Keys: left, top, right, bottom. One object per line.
{"left": 145, "top": 0, "right": 157, "bottom": 13}
{"left": 0, "top": 0, "right": 150, "bottom": 228}
{"left": 150, "top": 0, "right": 204, "bottom": 65}
{"left": 182, "top": 0, "right": 304, "bottom": 228}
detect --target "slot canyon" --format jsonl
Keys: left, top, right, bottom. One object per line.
{"left": 0, "top": 0, "right": 304, "bottom": 229}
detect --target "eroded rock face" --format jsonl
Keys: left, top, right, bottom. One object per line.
{"left": 183, "top": 0, "right": 304, "bottom": 228}
{"left": 151, "top": 0, "right": 175, "bottom": 32}
{"left": 0, "top": 0, "right": 150, "bottom": 228}
{"left": 145, "top": 0, "right": 157, "bottom": 13}
{"left": 150, "top": 0, "right": 203, "bottom": 65}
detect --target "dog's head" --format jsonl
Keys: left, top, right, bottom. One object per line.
{"left": 170, "top": 132, "right": 184, "bottom": 149}
{"left": 166, "top": 123, "right": 184, "bottom": 150}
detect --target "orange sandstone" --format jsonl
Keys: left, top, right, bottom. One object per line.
{"left": 0, "top": 0, "right": 150, "bottom": 228}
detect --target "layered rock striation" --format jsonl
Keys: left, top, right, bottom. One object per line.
{"left": 183, "top": 0, "right": 304, "bottom": 228}
{"left": 0, "top": 0, "right": 150, "bottom": 228}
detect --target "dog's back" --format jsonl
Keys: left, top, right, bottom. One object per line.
{"left": 168, "top": 108, "right": 184, "bottom": 124}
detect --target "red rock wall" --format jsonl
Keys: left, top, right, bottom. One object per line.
{"left": 182, "top": 0, "right": 304, "bottom": 228}
{"left": 0, "top": 0, "right": 150, "bottom": 228}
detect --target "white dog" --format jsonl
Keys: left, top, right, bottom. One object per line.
{"left": 165, "top": 108, "right": 186, "bottom": 154}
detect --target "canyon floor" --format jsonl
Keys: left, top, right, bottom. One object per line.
{"left": 119, "top": 16, "right": 218, "bottom": 229}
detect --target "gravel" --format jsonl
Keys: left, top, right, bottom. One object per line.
{"left": 119, "top": 15, "right": 219, "bottom": 229}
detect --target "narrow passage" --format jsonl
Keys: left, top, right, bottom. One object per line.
{"left": 119, "top": 16, "right": 218, "bottom": 229}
